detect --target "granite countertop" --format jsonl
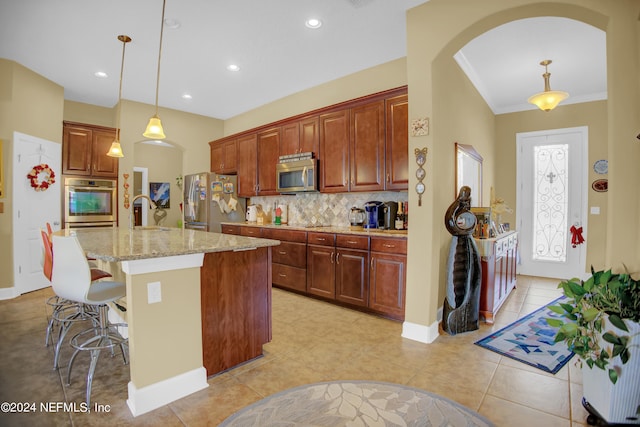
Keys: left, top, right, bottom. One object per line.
{"left": 55, "top": 226, "right": 280, "bottom": 262}
{"left": 223, "top": 222, "right": 408, "bottom": 238}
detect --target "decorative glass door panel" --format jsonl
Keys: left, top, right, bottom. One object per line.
{"left": 532, "top": 144, "right": 568, "bottom": 263}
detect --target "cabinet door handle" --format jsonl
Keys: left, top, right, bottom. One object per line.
{"left": 317, "top": 237, "right": 326, "bottom": 241}
{"left": 336, "top": 252, "right": 340, "bottom": 264}
{"left": 387, "top": 173, "right": 390, "bottom": 182}
{"left": 347, "top": 240, "right": 358, "bottom": 244}
{"left": 278, "top": 273, "right": 287, "bottom": 278}
{"left": 278, "top": 250, "right": 287, "bottom": 255}
{"left": 371, "top": 258, "right": 375, "bottom": 270}
{"left": 330, "top": 252, "right": 334, "bottom": 263}
{"left": 383, "top": 244, "right": 395, "bottom": 248}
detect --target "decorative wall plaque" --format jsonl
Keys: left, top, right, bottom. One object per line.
{"left": 415, "top": 147, "right": 427, "bottom": 206}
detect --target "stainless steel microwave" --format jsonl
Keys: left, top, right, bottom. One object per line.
{"left": 276, "top": 158, "right": 317, "bottom": 193}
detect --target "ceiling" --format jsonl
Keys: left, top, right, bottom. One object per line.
{"left": 0, "top": 1, "right": 606, "bottom": 120}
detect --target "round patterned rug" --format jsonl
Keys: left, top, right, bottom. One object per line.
{"left": 220, "top": 381, "right": 494, "bottom": 426}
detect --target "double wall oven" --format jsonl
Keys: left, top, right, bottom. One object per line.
{"left": 64, "top": 177, "right": 117, "bottom": 228}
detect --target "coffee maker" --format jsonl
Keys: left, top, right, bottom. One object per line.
{"left": 383, "top": 201, "right": 398, "bottom": 230}
{"left": 363, "top": 201, "right": 384, "bottom": 229}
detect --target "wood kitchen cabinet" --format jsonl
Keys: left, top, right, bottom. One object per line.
{"left": 335, "top": 234, "right": 370, "bottom": 307}
{"left": 307, "top": 232, "right": 337, "bottom": 298}
{"left": 369, "top": 237, "right": 407, "bottom": 320}
{"left": 279, "top": 116, "right": 319, "bottom": 156}
{"left": 62, "top": 121, "right": 118, "bottom": 178}
{"left": 209, "top": 138, "right": 237, "bottom": 174}
{"left": 319, "top": 110, "right": 350, "bottom": 193}
{"left": 256, "top": 128, "right": 280, "bottom": 195}
{"left": 307, "top": 232, "right": 370, "bottom": 308}
{"left": 478, "top": 232, "right": 518, "bottom": 323}
{"left": 349, "top": 100, "right": 385, "bottom": 192}
{"left": 220, "top": 224, "right": 242, "bottom": 235}
{"left": 262, "top": 228, "right": 307, "bottom": 293}
{"left": 385, "top": 94, "right": 409, "bottom": 190}
{"left": 237, "top": 133, "right": 258, "bottom": 197}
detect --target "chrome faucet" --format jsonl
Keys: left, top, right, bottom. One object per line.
{"left": 130, "top": 194, "right": 157, "bottom": 230}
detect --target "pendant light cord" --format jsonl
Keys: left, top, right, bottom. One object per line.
{"left": 154, "top": 0, "right": 167, "bottom": 116}
{"left": 116, "top": 36, "right": 131, "bottom": 141}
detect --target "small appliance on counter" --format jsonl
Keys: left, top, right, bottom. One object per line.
{"left": 246, "top": 205, "right": 258, "bottom": 222}
{"left": 364, "top": 201, "right": 384, "bottom": 229}
{"left": 382, "top": 201, "right": 398, "bottom": 230}
{"left": 348, "top": 206, "right": 365, "bottom": 229}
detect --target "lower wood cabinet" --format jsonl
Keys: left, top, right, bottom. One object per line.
{"left": 369, "top": 237, "right": 407, "bottom": 320}
{"left": 478, "top": 232, "right": 518, "bottom": 324}
{"left": 262, "top": 228, "right": 307, "bottom": 293}
{"left": 223, "top": 225, "right": 406, "bottom": 320}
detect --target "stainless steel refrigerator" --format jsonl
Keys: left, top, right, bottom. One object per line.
{"left": 183, "top": 173, "right": 246, "bottom": 232}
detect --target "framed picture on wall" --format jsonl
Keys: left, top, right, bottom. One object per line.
{"left": 150, "top": 182, "right": 170, "bottom": 208}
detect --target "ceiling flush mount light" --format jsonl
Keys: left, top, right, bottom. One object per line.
{"left": 107, "top": 35, "right": 132, "bottom": 158}
{"left": 227, "top": 64, "right": 240, "bottom": 72}
{"left": 144, "top": 0, "right": 168, "bottom": 140}
{"left": 95, "top": 71, "right": 108, "bottom": 78}
{"left": 527, "top": 59, "right": 569, "bottom": 112}
{"left": 305, "top": 18, "right": 322, "bottom": 29}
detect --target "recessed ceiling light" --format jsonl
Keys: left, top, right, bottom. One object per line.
{"left": 164, "top": 18, "right": 181, "bottom": 29}
{"left": 227, "top": 64, "right": 240, "bottom": 72}
{"left": 94, "top": 71, "right": 108, "bottom": 78}
{"left": 182, "top": 93, "right": 192, "bottom": 100}
{"left": 305, "top": 18, "right": 322, "bottom": 29}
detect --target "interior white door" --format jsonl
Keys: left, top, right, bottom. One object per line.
{"left": 13, "top": 132, "right": 62, "bottom": 294}
{"left": 516, "top": 126, "right": 588, "bottom": 280}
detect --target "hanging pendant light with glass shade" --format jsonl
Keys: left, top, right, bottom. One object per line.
{"left": 143, "top": 0, "right": 168, "bottom": 139}
{"left": 107, "top": 35, "right": 132, "bottom": 158}
{"left": 528, "top": 60, "right": 569, "bottom": 112}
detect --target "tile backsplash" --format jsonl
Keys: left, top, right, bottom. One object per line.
{"left": 249, "top": 191, "right": 408, "bottom": 227}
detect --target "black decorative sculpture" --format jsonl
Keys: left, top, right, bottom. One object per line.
{"left": 442, "top": 186, "right": 482, "bottom": 335}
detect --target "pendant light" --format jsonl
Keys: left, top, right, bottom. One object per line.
{"left": 143, "top": 0, "right": 168, "bottom": 139}
{"left": 527, "top": 60, "right": 569, "bottom": 112}
{"left": 107, "top": 35, "right": 132, "bottom": 158}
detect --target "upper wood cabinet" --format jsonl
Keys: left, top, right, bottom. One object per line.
{"left": 319, "top": 109, "right": 350, "bottom": 193}
{"left": 237, "top": 133, "right": 258, "bottom": 197}
{"left": 257, "top": 127, "right": 280, "bottom": 195}
{"left": 350, "top": 100, "right": 385, "bottom": 192}
{"left": 210, "top": 138, "right": 237, "bottom": 174}
{"left": 280, "top": 116, "right": 320, "bottom": 157}
{"left": 385, "top": 94, "right": 409, "bottom": 190}
{"left": 62, "top": 122, "right": 118, "bottom": 178}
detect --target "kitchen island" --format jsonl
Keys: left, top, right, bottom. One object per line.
{"left": 55, "top": 226, "right": 279, "bottom": 416}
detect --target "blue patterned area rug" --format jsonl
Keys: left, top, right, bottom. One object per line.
{"left": 474, "top": 296, "right": 575, "bottom": 374}
{"left": 220, "top": 381, "right": 494, "bottom": 426}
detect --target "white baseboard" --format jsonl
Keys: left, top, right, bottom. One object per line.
{"left": 401, "top": 306, "right": 443, "bottom": 344}
{"left": 0, "top": 286, "right": 19, "bottom": 300}
{"left": 127, "top": 367, "right": 209, "bottom": 417}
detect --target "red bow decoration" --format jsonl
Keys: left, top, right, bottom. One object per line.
{"left": 570, "top": 225, "right": 585, "bottom": 248}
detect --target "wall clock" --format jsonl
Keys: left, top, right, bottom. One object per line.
{"left": 411, "top": 117, "right": 429, "bottom": 137}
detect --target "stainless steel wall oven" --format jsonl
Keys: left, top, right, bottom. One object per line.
{"left": 64, "top": 177, "right": 117, "bottom": 228}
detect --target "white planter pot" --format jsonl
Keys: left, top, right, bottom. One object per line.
{"left": 582, "top": 316, "right": 640, "bottom": 424}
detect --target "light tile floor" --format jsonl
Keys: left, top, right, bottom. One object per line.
{"left": 0, "top": 275, "right": 590, "bottom": 426}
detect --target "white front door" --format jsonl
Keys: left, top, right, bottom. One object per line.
{"left": 13, "top": 132, "right": 62, "bottom": 294}
{"left": 516, "top": 126, "right": 588, "bottom": 280}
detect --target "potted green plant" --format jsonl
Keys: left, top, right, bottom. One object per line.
{"left": 547, "top": 267, "right": 640, "bottom": 424}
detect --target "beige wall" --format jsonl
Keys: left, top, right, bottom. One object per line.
{"left": 64, "top": 100, "right": 115, "bottom": 127}
{"left": 0, "top": 60, "right": 64, "bottom": 290}
{"left": 406, "top": 0, "right": 640, "bottom": 332}
{"left": 495, "top": 101, "right": 609, "bottom": 271}
{"left": 133, "top": 143, "right": 183, "bottom": 228}
{"left": 224, "top": 58, "right": 408, "bottom": 135}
